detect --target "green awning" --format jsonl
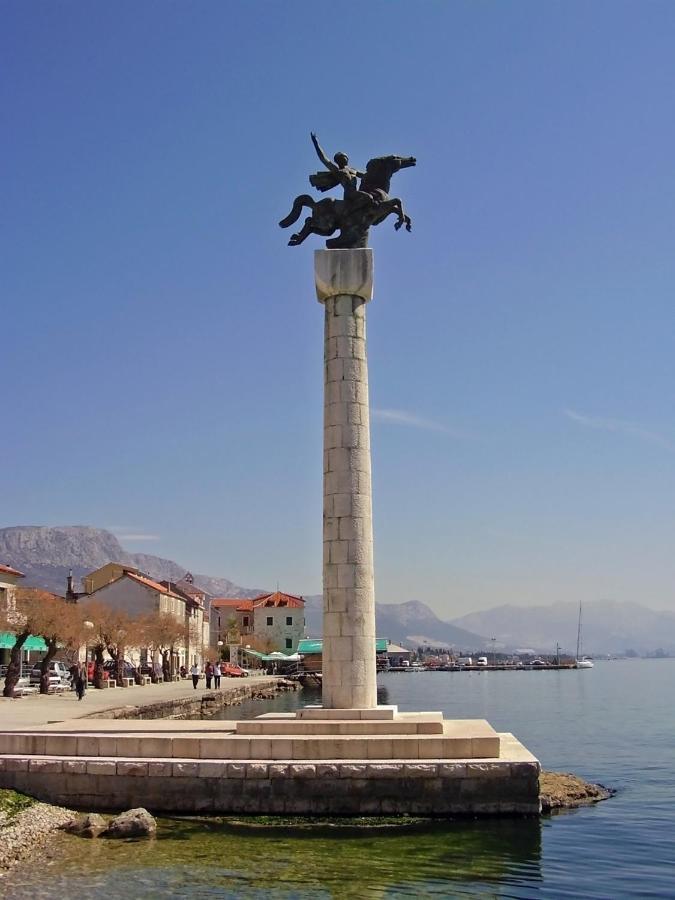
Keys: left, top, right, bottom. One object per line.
{"left": 296, "top": 639, "right": 323, "bottom": 654}
{"left": 242, "top": 648, "right": 265, "bottom": 659}
{"left": 297, "top": 638, "right": 389, "bottom": 654}
{"left": 0, "top": 632, "right": 48, "bottom": 652}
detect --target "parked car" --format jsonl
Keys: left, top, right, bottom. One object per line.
{"left": 220, "top": 662, "right": 247, "bottom": 678}
{"left": 29, "top": 660, "right": 72, "bottom": 686}
{"left": 103, "top": 659, "right": 138, "bottom": 680}
{"left": 87, "top": 660, "right": 109, "bottom": 683}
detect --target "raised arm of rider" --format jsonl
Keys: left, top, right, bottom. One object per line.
{"left": 311, "top": 132, "right": 336, "bottom": 171}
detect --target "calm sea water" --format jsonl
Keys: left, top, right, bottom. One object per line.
{"left": 4, "top": 660, "right": 675, "bottom": 898}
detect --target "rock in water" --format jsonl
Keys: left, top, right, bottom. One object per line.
{"left": 106, "top": 808, "right": 157, "bottom": 838}
{"left": 540, "top": 771, "right": 613, "bottom": 812}
{"left": 65, "top": 812, "right": 108, "bottom": 838}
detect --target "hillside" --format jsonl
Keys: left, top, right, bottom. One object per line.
{"left": 304, "top": 595, "right": 487, "bottom": 649}
{"left": 0, "top": 526, "right": 263, "bottom": 601}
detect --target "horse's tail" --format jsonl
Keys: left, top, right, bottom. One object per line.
{"left": 279, "top": 195, "right": 314, "bottom": 229}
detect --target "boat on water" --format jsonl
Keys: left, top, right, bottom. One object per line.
{"left": 576, "top": 601, "right": 594, "bottom": 668}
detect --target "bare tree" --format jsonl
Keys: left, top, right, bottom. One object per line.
{"left": 79, "top": 601, "right": 139, "bottom": 688}
{"left": 1, "top": 588, "right": 51, "bottom": 697}
{"left": 139, "top": 612, "right": 187, "bottom": 682}
{"left": 33, "top": 596, "right": 87, "bottom": 694}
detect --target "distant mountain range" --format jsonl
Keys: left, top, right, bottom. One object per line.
{"left": 2, "top": 525, "right": 674, "bottom": 655}
{"left": 303, "top": 596, "right": 486, "bottom": 649}
{"left": 451, "top": 601, "right": 675, "bottom": 656}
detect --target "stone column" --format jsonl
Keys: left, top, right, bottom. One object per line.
{"left": 315, "top": 248, "right": 377, "bottom": 710}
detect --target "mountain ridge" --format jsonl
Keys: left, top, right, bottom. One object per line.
{"left": 0, "top": 525, "right": 486, "bottom": 648}
{"left": 4, "top": 526, "right": 673, "bottom": 654}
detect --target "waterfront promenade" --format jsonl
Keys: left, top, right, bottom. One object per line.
{"left": 0, "top": 675, "right": 279, "bottom": 729}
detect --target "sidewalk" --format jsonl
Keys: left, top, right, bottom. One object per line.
{"left": 0, "top": 675, "right": 277, "bottom": 729}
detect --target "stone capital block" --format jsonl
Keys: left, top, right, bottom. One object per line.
{"left": 315, "top": 249, "right": 373, "bottom": 303}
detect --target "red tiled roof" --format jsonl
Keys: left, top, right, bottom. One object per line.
{"left": 0, "top": 563, "right": 25, "bottom": 577}
{"left": 252, "top": 591, "right": 304, "bottom": 609}
{"left": 211, "top": 597, "right": 254, "bottom": 612}
{"left": 126, "top": 572, "right": 185, "bottom": 600}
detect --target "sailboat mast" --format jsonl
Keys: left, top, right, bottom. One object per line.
{"left": 576, "top": 601, "right": 582, "bottom": 660}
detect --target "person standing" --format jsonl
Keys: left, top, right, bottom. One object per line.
{"left": 213, "top": 663, "right": 221, "bottom": 689}
{"left": 190, "top": 662, "right": 200, "bottom": 690}
{"left": 75, "top": 664, "right": 86, "bottom": 701}
{"left": 205, "top": 660, "right": 213, "bottom": 690}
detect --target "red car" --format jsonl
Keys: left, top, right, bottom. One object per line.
{"left": 220, "top": 662, "right": 247, "bottom": 678}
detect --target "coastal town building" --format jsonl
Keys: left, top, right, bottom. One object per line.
{"left": 211, "top": 591, "right": 306, "bottom": 654}
{"left": 297, "top": 637, "right": 391, "bottom": 673}
{"left": 385, "top": 642, "right": 413, "bottom": 667}
{"left": 81, "top": 562, "right": 142, "bottom": 595}
{"left": 0, "top": 563, "right": 26, "bottom": 667}
{"left": 69, "top": 564, "right": 210, "bottom": 668}
{"left": 159, "top": 573, "right": 210, "bottom": 660}
{"left": 0, "top": 562, "right": 24, "bottom": 617}
{"left": 78, "top": 567, "right": 188, "bottom": 669}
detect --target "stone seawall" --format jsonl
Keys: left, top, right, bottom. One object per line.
{"left": 0, "top": 759, "right": 541, "bottom": 817}
{"left": 83, "top": 678, "right": 297, "bottom": 721}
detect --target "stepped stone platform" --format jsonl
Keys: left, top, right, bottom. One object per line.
{"left": 0, "top": 706, "right": 541, "bottom": 815}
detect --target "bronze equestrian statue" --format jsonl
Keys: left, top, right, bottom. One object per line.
{"left": 280, "top": 133, "right": 416, "bottom": 249}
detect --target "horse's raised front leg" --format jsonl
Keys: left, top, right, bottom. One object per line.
{"left": 288, "top": 218, "right": 315, "bottom": 246}
{"left": 388, "top": 198, "right": 412, "bottom": 232}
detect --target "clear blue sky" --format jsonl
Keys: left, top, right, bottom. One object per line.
{"left": 3, "top": 1, "right": 675, "bottom": 615}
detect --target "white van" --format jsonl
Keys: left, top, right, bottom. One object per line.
{"left": 476, "top": 656, "right": 488, "bottom": 667}
{"left": 457, "top": 656, "right": 473, "bottom": 666}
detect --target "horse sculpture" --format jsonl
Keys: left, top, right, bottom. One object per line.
{"left": 280, "top": 138, "right": 416, "bottom": 249}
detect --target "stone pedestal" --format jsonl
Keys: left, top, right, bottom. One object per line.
{"left": 315, "top": 249, "right": 377, "bottom": 710}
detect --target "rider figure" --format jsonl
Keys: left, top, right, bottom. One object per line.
{"left": 310, "top": 132, "right": 361, "bottom": 199}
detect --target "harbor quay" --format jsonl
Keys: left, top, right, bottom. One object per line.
{"left": 0, "top": 717, "right": 539, "bottom": 816}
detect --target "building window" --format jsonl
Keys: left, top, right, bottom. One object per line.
{"left": 286, "top": 638, "right": 293, "bottom": 650}
{"left": 286, "top": 616, "right": 293, "bottom": 626}
{"left": 243, "top": 616, "right": 250, "bottom": 627}
{"left": 266, "top": 616, "right": 273, "bottom": 626}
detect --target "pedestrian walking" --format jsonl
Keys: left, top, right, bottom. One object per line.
{"left": 205, "top": 660, "right": 214, "bottom": 689}
{"left": 75, "top": 664, "right": 86, "bottom": 701}
{"left": 213, "top": 664, "right": 221, "bottom": 689}
{"left": 190, "top": 662, "right": 200, "bottom": 690}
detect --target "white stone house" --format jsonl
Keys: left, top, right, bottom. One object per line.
{"left": 84, "top": 571, "right": 188, "bottom": 670}
{"left": 210, "top": 591, "right": 305, "bottom": 654}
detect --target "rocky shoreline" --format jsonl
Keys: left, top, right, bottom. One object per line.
{"left": 0, "top": 792, "right": 73, "bottom": 875}
{"left": 540, "top": 771, "right": 614, "bottom": 812}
